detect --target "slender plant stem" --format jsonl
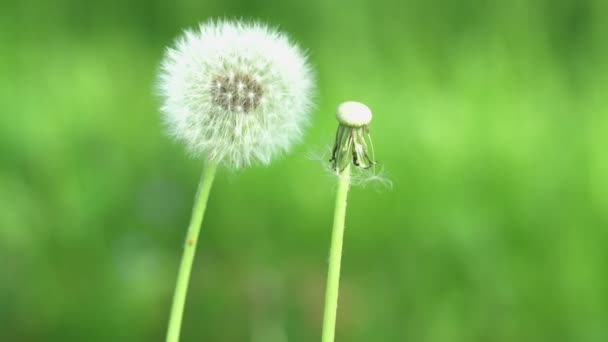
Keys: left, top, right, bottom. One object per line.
{"left": 166, "top": 161, "right": 218, "bottom": 342}
{"left": 321, "top": 165, "right": 351, "bottom": 342}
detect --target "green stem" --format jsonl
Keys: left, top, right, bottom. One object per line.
{"left": 166, "top": 161, "right": 218, "bottom": 342}
{"left": 321, "top": 165, "right": 351, "bottom": 342}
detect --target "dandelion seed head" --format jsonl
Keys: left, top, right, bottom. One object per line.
{"left": 158, "top": 20, "right": 314, "bottom": 168}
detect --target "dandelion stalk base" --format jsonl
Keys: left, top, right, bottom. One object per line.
{"left": 321, "top": 165, "right": 351, "bottom": 342}
{"left": 166, "top": 161, "right": 218, "bottom": 342}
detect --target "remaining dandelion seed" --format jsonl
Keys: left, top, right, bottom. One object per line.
{"left": 158, "top": 20, "right": 314, "bottom": 169}
{"left": 157, "top": 19, "right": 314, "bottom": 342}
{"left": 330, "top": 101, "right": 376, "bottom": 173}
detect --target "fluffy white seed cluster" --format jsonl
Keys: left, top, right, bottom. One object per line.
{"left": 158, "top": 20, "right": 314, "bottom": 168}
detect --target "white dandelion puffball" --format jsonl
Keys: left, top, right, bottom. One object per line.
{"left": 158, "top": 20, "right": 314, "bottom": 168}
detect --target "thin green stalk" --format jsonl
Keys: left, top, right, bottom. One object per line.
{"left": 166, "top": 161, "right": 218, "bottom": 342}
{"left": 321, "top": 165, "right": 351, "bottom": 342}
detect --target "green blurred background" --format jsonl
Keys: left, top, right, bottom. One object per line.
{"left": 2, "top": 0, "right": 608, "bottom": 341}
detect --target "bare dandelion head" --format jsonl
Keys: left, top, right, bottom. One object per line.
{"left": 337, "top": 101, "right": 372, "bottom": 127}
{"left": 330, "top": 101, "right": 377, "bottom": 172}
{"left": 158, "top": 20, "right": 314, "bottom": 168}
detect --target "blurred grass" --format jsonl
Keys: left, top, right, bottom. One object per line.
{"left": 1, "top": 0, "right": 608, "bottom": 341}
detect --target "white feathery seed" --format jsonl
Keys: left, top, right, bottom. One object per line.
{"left": 158, "top": 20, "right": 314, "bottom": 168}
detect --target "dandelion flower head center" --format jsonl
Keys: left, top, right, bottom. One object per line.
{"left": 210, "top": 71, "right": 264, "bottom": 113}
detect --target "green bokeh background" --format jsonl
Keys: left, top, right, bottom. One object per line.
{"left": 2, "top": 0, "right": 608, "bottom": 341}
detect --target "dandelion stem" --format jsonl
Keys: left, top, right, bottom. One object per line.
{"left": 321, "top": 165, "right": 351, "bottom": 342}
{"left": 166, "top": 161, "right": 218, "bottom": 342}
